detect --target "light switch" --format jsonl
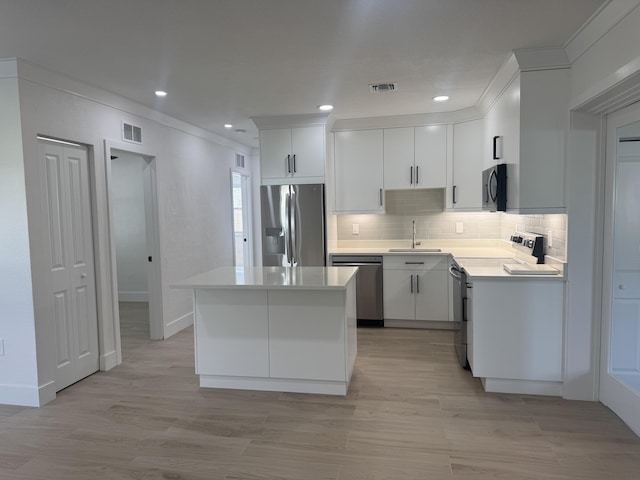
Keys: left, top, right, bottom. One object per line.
{"left": 352, "top": 223, "right": 360, "bottom": 235}
{"left": 455, "top": 222, "right": 464, "bottom": 234}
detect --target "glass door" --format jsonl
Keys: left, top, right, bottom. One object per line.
{"left": 600, "top": 103, "right": 640, "bottom": 436}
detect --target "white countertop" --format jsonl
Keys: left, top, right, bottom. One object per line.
{"left": 172, "top": 266, "right": 358, "bottom": 290}
{"left": 330, "top": 242, "right": 566, "bottom": 280}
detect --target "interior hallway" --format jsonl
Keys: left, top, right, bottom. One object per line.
{"left": 118, "top": 301, "right": 153, "bottom": 360}
{"left": 0, "top": 327, "right": 639, "bottom": 479}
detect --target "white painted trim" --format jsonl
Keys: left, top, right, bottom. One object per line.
{"left": 14, "top": 58, "right": 252, "bottom": 155}
{"left": 251, "top": 113, "right": 329, "bottom": 129}
{"left": 118, "top": 292, "right": 149, "bottom": 302}
{"left": 476, "top": 54, "right": 520, "bottom": 115}
{"left": 512, "top": 47, "right": 570, "bottom": 71}
{"left": 0, "top": 58, "right": 18, "bottom": 77}
{"left": 481, "top": 378, "right": 563, "bottom": 397}
{"left": 383, "top": 319, "right": 455, "bottom": 330}
{"left": 164, "top": 312, "right": 194, "bottom": 339}
{"left": 0, "top": 383, "right": 46, "bottom": 407}
{"left": 331, "top": 108, "right": 483, "bottom": 132}
{"left": 565, "top": 0, "right": 640, "bottom": 63}
{"left": 100, "top": 350, "right": 118, "bottom": 371}
{"left": 38, "top": 380, "right": 56, "bottom": 406}
{"left": 199, "top": 375, "right": 349, "bottom": 396}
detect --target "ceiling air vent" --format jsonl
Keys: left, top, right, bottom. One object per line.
{"left": 122, "top": 121, "right": 143, "bottom": 144}
{"left": 369, "top": 82, "right": 398, "bottom": 93}
{"left": 236, "top": 153, "right": 246, "bottom": 169}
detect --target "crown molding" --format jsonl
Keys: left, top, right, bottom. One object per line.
{"left": 251, "top": 113, "right": 330, "bottom": 130}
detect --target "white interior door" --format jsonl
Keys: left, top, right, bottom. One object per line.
{"left": 600, "top": 103, "right": 640, "bottom": 436}
{"left": 40, "top": 140, "right": 99, "bottom": 391}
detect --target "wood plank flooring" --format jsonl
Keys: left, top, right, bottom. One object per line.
{"left": 1, "top": 307, "right": 639, "bottom": 479}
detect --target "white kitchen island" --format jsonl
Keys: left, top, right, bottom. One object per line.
{"left": 173, "top": 266, "right": 358, "bottom": 395}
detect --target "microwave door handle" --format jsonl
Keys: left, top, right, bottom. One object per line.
{"left": 489, "top": 169, "right": 498, "bottom": 201}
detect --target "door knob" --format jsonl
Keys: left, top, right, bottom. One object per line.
{"left": 81, "top": 273, "right": 87, "bottom": 279}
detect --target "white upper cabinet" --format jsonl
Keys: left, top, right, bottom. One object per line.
{"left": 260, "top": 125, "right": 325, "bottom": 184}
{"left": 448, "top": 119, "right": 484, "bottom": 210}
{"left": 414, "top": 125, "right": 447, "bottom": 189}
{"left": 485, "top": 69, "right": 569, "bottom": 213}
{"left": 334, "top": 129, "right": 384, "bottom": 213}
{"left": 383, "top": 126, "right": 446, "bottom": 190}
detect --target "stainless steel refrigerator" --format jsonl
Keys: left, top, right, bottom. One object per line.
{"left": 260, "top": 184, "right": 326, "bottom": 266}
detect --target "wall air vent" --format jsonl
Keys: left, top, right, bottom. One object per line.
{"left": 122, "top": 121, "right": 143, "bottom": 144}
{"left": 369, "top": 83, "right": 398, "bottom": 93}
{"left": 236, "top": 153, "right": 246, "bottom": 169}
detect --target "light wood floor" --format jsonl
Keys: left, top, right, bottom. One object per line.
{"left": 1, "top": 312, "right": 639, "bottom": 479}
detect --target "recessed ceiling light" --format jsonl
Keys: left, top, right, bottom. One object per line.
{"left": 318, "top": 104, "right": 334, "bottom": 111}
{"left": 433, "top": 95, "right": 449, "bottom": 102}
{"left": 224, "top": 124, "right": 233, "bottom": 129}
{"left": 155, "top": 90, "right": 167, "bottom": 97}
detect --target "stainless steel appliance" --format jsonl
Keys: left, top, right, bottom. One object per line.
{"left": 261, "top": 184, "right": 326, "bottom": 266}
{"left": 482, "top": 163, "right": 507, "bottom": 212}
{"left": 331, "top": 255, "right": 383, "bottom": 327}
{"left": 449, "top": 260, "right": 469, "bottom": 368}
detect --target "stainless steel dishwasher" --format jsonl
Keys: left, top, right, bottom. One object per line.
{"left": 331, "top": 255, "right": 383, "bottom": 327}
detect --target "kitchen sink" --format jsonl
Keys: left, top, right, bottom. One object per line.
{"left": 388, "top": 248, "right": 442, "bottom": 253}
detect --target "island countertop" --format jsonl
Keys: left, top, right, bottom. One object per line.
{"left": 172, "top": 266, "right": 358, "bottom": 290}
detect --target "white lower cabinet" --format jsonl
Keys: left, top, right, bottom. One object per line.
{"left": 383, "top": 255, "right": 449, "bottom": 322}
{"left": 468, "top": 278, "right": 564, "bottom": 396}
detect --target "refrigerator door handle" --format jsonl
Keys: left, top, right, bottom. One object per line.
{"left": 289, "top": 185, "right": 298, "bottom": 267}
{"left": 285, "top": 190, "right": 293, "bottom": 265}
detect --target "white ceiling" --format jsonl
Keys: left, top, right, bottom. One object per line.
{"left": 0, "top": 0, "right": 607, "bottom": 148}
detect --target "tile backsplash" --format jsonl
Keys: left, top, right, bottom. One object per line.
{"left": 336, "top": 189, "right": 567, "bottom": 261}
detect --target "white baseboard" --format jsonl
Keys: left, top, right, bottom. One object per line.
{"left": 0, "top": 382, "right": 54, "bottom": 407}
{"left": 100, "top": 349, "right": 119, "bottom": 371}
{"left": 199, "top": 375, "right": 349, "bottom": 396}
{"left": 164, "top": 311, "right": 193, "bottom": 338}
{"left": 481, "top": 377, "right": 563, "bottom": 397}
{"left": 384, "top": 319, "right": 456, "bottom": 330}
{"left": 118, "top": 291, "right": 148, "bottom": 302}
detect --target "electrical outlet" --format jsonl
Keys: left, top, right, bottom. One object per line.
{"left": 455, "top": 222, "right": 464, "bottom": 234}
{"left": 547, "top": 229, "right": 553, "bottom": 247}
{"left": 0, "top": 339, "right": 4, "bottom": 356}
{"left": 352, "top": 223, "right": 360, "bottom": 235}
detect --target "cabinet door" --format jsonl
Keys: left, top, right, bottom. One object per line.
{"left": 260, "top": 128, "right": 292, "bottom": 180}
{"left": 334, "top": 129, "right": 384, "bottom": 213}
{"left": 383, "top": 127, "right": 414, "bottom": 190}
{"left": 415, "top": 125, "right": 447, "bottom": 188}
{"left": 415, "top": 269, "right": 449, "bottom": 321}
{"left": 291, "top": 126, "right": 325, "bottom": 179}
{"left": 450, "top": 119, "right": 483, "bottom": 209}
{"left": 383, "top": 269, "right": 415, "bottom": 320}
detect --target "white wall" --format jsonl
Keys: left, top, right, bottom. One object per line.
{"left": 111, "top": 153, "right": 148, "bottom": 302}
{"left": 0, "top": 58, "right": 252, "bottom": 406}
{"left": 0, "top": 71, "right": 40, "bottom": 406}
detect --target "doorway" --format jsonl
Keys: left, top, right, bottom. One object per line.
{"left": 105, "top": 141, "right": 163, "bottom": 357}
{"left": 600, "top": 101, "right": 640, "bottom": 436}
{"left": 231, "top": 169, "right": 253, "bottom": 267}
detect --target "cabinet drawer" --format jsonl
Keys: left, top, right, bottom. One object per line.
{"left": 384, "top": 255, "right": 449, "bottom": 270}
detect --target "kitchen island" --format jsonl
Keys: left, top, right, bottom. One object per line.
{"left": 173, "top": 266, "right": 358, "bottom": 395}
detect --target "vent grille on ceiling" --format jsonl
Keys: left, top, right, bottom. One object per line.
{"left": 236, "top": 153, "right": 246, "bottom": 169}
{"left": 369, "top": 83, "right": 398, "bottom": 93}
{"left": 122, "top": 122, "right": 143, "bottom": 144}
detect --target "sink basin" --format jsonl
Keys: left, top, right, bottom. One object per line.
{"left": 388, "top": 248, "right": 442, "bottom": 253}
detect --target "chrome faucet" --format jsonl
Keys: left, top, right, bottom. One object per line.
{"left": 411, "top": 220, "right": 421, "bottom": 248}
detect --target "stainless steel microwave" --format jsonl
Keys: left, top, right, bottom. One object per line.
{"left": 482, "top": 164, "right": 507, "bottom": 212}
